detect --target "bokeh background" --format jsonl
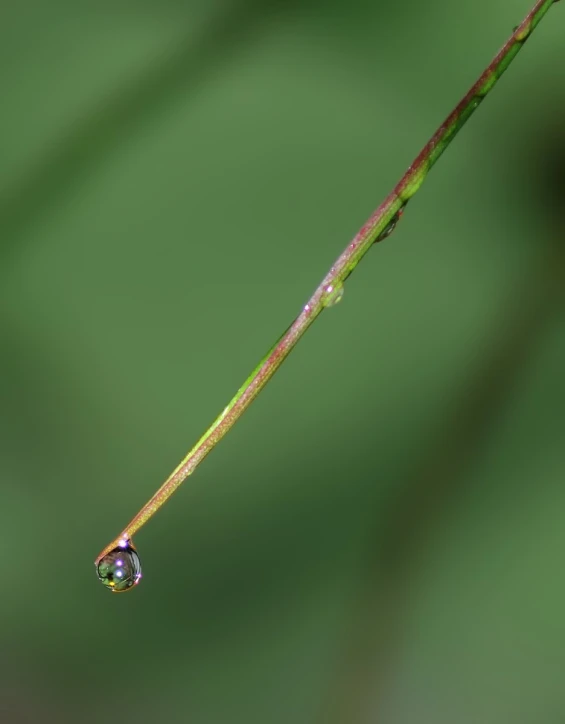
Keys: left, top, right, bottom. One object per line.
{"left": 1, "top": 1, "right": 564, "bottom": 722}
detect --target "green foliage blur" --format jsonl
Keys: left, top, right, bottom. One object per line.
{"left": 1, "top": 1, "right": 564, "bottom": 722}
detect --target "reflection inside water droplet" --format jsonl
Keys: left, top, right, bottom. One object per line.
{"left": 97, "top": 539, "right": 142, "bottom": 593}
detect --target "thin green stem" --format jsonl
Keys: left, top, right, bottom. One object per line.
{"left": 96, "top": 0, "right": 560, "bottom": 565}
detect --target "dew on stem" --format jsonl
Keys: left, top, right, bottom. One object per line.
{"left": 96, "top": 538, "right": 142, "bottom": 593}
{"left": 322, "top": 281, "right": 344, "bottom": 307}
{"left": 375, "top": 209, "right": 404, "bottom": 244}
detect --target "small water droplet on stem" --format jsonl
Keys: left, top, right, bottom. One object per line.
{"left": 322, "top": 282, "right": 344, "bottom": 307}
{"left": 375, "top": 209, "right": 404, "bottom": 244}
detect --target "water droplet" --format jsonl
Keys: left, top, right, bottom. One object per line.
{"left": 375, "top": 209, "right": 404, "bottom": 244}
{"left": 322, "top": 282, "right": 344, "bottom": 307}
{"left": 514, "top": 21, "right": 532, "bottom": 42}
{"left": 96, "top": 539, "right": 142, "bottom": 593}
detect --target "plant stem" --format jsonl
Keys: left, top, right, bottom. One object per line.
{"left": 96, "top": 0, "right": 560, "bottom": 564}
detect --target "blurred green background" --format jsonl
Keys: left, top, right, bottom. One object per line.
{"left": 1, "top": 1, "right": 564, "bottom": 722}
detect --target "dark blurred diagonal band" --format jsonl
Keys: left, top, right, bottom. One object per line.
{"left": 0, "top": 0, "right": 292, "bottom": 268}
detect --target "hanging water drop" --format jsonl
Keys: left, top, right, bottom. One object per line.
{"left": 375, "top": 208, "right": 404, "bottom": 244}
{"left": 322, "top": 281, "right": 344, "bottom": 307}
{"left": 96, "top": 538, "right": 142, "bottom": 593}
